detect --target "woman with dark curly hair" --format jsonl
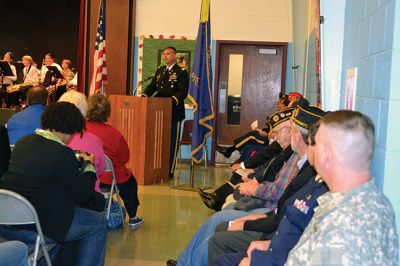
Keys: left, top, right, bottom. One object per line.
{"left": 0, "top": 102, "right": 107, "bottom": 266}
{"left": 86, "top": 94, "right": 142, "bottom": 228}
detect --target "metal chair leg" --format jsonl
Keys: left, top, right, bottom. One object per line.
{"left": 204, "top": 145, "right": 208, "bottom": 167}
{"left": 114, "top": 183, "right": 124, "bottom": 221}
{"left": 106, "top": 180, "right": 114, "bottom": 220}
{"left": 189, "top": 159, "right": 194, "bottom": 187}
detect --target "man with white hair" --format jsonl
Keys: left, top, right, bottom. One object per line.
{"left": 286, "top": 110, "right": 398, "bottom": 265}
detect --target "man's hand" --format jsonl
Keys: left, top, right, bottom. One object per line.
{"left": 227, "top": 220, "right": 245, "bottom": 231}
{"left": 241, "top": 175, "right": 250, "bottom": 182}
{"left": 234, "top": 213, "right": 267, "bottom": 222}
{"left": 259, "top": 130, "right": 268, "bottom": 137}
{"left": 231, "top": 163, "right": 241, "bottom": 171}
{"left": 244, "top": 169, "right": 255, "bottom": 175}
{"left": 247, "top": 240, "right": 271, "bottom": 259}
{"left": 241, "top": 169, "right": 255, "bottom": 182}
{"left": 238, "top": 257, "right": 250, "bottom": 266}
{"left": 238, "top": 178, "right": 260, "bottom": 196}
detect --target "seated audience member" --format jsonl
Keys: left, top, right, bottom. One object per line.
{"left": 0, "top": 125, "right": 11, "bottom": 176}
{"left": 210, "top": 122, "right": 328, "bottom": 266}
{"left": 215, "top": 121, "right": 271, "bottom": 159}
{"left": 58, "top": 86, "right": 87, "bottom": 115}
{"left": 286, "top": 110, "right": 398, "bottom": 265}
{"left": 0, "top": 241, "right": 28, "bottom": 266}
{"left": 167, "top": 101, "right": 324, "bottom": 266}
{"left": 6, "top": 86, "right": 47, "bottom": 145}
{"left": 277, "top": 94, "right": 290, "bottom": 111}
{"left": 86, "top": 94, "right": 143, "bottom": 228}
{"left": 287, "top": 91, "right": 303, "bottom": 102}
{"left": 215, "top": 93, "right": 295, "bottom": 159}
{"left": 59, "top": 93, "right": 105, "bottom": 192}
{"left": 199, "top": 108, "right": 295, "bottom": 211}
{"left": 0, "top": 102, "right": 106, "bottom": 266}
{"left": 167, "top": 109, "right": 306, "bottom": 266}
{"left": 226, "top": 95, "right": 294, "bottom": 171}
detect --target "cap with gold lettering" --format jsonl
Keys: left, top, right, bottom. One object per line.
{"left": 292, "top": 98, "right": 325, "bottom": 129}
{"left": 269, "top": 107, "right": 295, "bottom": 129}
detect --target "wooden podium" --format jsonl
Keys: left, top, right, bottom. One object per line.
{"left": 108, "top": 95, "right": 171, "bottom": 185}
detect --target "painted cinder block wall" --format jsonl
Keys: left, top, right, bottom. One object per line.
{"left": 340, "top": 0, "right": 400, "bottom": 254}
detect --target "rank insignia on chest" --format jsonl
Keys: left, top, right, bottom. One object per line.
{"left": 169, "top": 73, "right": 177, "bottom": 81}
{"left": 293, "top": 199, "right": 310, "bottom": 214}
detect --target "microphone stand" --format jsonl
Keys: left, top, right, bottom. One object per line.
{"left": 133, "top": 75, "right": 154, "bottom": 96}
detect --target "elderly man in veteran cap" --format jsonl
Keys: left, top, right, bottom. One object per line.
{"left": 285, "top": 110, "right": 398, "bottom": 266}
{"left": 167, "top": 108, "right": 304, "bottom": 266}
{"left": 209, "top": 100, "right": 327, "bottom": 266}
{"left": 199, "top": 108, "right": 295, "bottom": 211}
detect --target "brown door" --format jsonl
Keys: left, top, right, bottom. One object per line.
{"left": 214, "top": 42, "right": 286, "bottom": 163}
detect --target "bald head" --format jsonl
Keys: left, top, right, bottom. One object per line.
{"left": 319, "top": 110, "right": 375, "bottom": 171}
{"left": 27, "top": 86, "right": 48, "bottom": 106}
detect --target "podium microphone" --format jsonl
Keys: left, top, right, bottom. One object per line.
{"left": 133, "top": 75, "right": 154, "bottom": 96}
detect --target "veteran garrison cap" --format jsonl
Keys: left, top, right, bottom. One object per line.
{"left": 269, "top": 107, "right": 295, "bottom": 128}
{"left": 292, "top": 98, "right": 325, "bottom": 129}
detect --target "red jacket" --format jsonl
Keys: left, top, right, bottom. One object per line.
{"left": 86, "top": 121, "right": 131, "bottom": 184}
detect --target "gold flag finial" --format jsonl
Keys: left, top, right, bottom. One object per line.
{"left": 200, "top": 0, "right": 210, "bottom": 22}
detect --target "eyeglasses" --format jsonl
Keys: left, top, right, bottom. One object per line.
{"left": 270, "top": 125, "right": 288, "bottom": 138}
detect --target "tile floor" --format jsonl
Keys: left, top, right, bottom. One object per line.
{"left": 105, "top": 163, "right": 232, "bottom": 266}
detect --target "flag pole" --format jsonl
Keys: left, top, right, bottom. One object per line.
{"left": 171, "top": 0, "right": 214, "bottom": 191}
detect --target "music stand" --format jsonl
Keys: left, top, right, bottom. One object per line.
{"left": 13, "top": 61, "right": 25, "bottom": 84}
{"left": 46, "top": 65, "right": 63, "bottom": 79}
{"left": 0, "top": 60, "right": 15, "bottom": 95}
{"left": 43, "top": 66, "right": 63, "bottom": 87}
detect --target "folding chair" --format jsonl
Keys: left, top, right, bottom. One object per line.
{"left": 102, "top": 155, "right": 124, "bottom": 226}
{"left": 172, "top": 119, "right": 208, "bottom": 190}
{"left": 0, "top": 189, "right": 54, "bottom": 266}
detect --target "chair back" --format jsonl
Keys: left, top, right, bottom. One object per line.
{"left": 0, "top": 108, "right": 16, "bottom": 126}
{"left": 104, "top": 155, "right": 115, "bottom": 174}
{"left": 180, "top": 120, "right": 193, "bottom": 145}
{"left": 0, "top": 189, "right": 37, "bottom": 225}
{"left": 0, "top": 189, "right": 53, "bottom": 265}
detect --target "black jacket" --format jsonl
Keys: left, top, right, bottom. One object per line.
{"left": 0, "top": 134, "right": 105, "bottom": 242}
{"left": 243, "top": 141, "right": 282, "bottom": 169}
{"left": 251, "top": 146, "right": 293, "bottom": 182}
{"left": 143, "top": 64, "right": 189, "bottom": 122}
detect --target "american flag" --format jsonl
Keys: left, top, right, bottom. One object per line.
{"left": 89, "top": 0, "right": 107, "bottom": 95}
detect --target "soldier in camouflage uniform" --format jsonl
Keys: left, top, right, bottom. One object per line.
{"left": 286, "top": 110, "right": 398, "bottom": 266}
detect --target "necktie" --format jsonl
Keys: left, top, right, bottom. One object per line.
{"left": 285, "top": 160, "right": 300, "bottom": 189}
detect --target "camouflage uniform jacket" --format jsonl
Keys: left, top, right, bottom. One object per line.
{"left": 285, "top": 180, "right": 398, "bottom": 266}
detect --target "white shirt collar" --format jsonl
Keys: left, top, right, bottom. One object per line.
{"left": 297, "top": 153, "right": 308, "bottom": 169}
{"left": 166, "top": 63, "right": 175, "bottom": 71}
